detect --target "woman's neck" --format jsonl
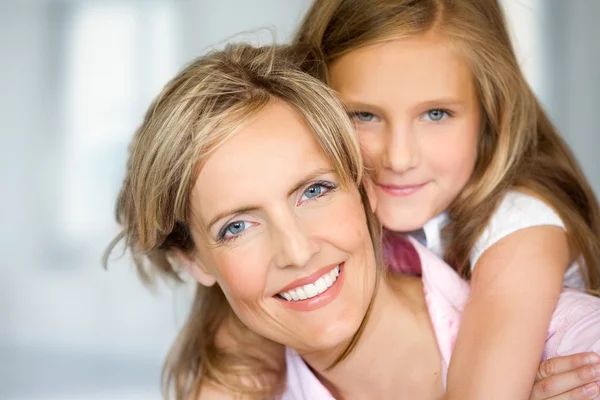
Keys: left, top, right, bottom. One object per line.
{"left": 301, "top": 274, "right": 444, "bottom": 399}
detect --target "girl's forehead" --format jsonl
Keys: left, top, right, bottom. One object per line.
{"left": 329, "top": 36, "right": 477, "bottom": 107}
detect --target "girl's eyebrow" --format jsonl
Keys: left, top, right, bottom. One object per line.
{"left": 413, "top": 97, "right": 464, "bottom": 109}
{"left": 343, "top": 100, "right": 385, "bottom": 114}
{"left": 344, "top": 97, "right": 465, "bottom": 112}
{"left": 205, "top": 167, "right": 335, "bottom": 232}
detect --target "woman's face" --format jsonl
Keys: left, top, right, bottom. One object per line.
{"left": 185, "top": 99, "right": 377, "bottom": 354}
{"left": 329, "top": 33, "right": 481, "bottom": 232}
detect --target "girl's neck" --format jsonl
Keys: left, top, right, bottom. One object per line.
{"left": 301, "top": 274, "right": 444, "bottom": 399}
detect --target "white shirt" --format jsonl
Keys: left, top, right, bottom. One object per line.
{"left": 419, "top": 190, "right": 585, "bottom": 288}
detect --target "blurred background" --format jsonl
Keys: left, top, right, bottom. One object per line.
{"left": 0, "top": 0, "right": 598, "bottom": 399}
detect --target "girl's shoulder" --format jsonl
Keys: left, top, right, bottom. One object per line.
{"left": 491, "top": 189, "right": 564, "bottom": 226}
{"left": 470, "top": 189, "right": 566, "bottom": 267}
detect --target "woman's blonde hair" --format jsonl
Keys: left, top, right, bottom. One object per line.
{"left": 105, "top": 43, "right": 382, "bottom": 399}
{"left": 295, "top": 0, "right": 600, "bottom": 289}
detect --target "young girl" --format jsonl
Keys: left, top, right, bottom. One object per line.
{"left": 295, "top": 0, "right": 600, "bottom": 398}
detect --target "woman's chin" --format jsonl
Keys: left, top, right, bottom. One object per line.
{"left": 285, "top": 312, "right": 365, "bottom": 354}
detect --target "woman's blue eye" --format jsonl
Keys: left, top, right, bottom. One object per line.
{"left": 299, "top": 181, "right": 337, "bottom": 203}
{"left": 304, "top": 185, "right": 322, "bottom": 199}
{"left": 424, "top": 109, "right": 448, "bottom": 122}
{"left": 217, "top": 219, "right": 257, "bottom": 242}
{"left": 221, "top": 221, "right": 246, "bottom": 239}
{"left": 227, "top": 221, "right": 246, "bottom": 234}
{"left": 351, "top": 112, "right": 376, "bottom": 122}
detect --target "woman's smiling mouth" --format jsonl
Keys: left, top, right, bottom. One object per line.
{"left": 275, "top": 263, "right": 345, "bottom": 312}
{"left": 277, "top": 264, "right": 341, "bottom": 301}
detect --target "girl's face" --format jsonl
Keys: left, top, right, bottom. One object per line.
{"left": 329, "top": 33, "right": 481, "bottom": 232}
{"left": 184, "top": 100, "right": 378, "bottom": 355}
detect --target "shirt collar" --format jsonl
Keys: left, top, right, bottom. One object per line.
{"left": 422, "top": 212, "right": 449, "bottom": 256}
{"left": 283, "top": 235, "right": 470, "bottom": 398}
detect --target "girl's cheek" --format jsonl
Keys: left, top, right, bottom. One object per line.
{"left": 357, "top": 131, "right": 384, "bottom": 158}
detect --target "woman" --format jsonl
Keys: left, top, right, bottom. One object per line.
{"left": 106, "top": 43, "right": 600, "bottom": 399}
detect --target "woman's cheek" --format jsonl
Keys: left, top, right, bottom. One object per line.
{"left": 317, "top": 191, "right": 370, "bottom": 249}
{"left": 214, "top": 244, "right": 270, "bottom": 301}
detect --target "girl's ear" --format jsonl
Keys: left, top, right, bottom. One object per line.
{"left": 170, "top": 248, "right": 217, "bottom": 287}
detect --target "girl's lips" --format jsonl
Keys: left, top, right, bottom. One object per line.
{"left": 377, "top": 182, "right": 429, "bottom": 197}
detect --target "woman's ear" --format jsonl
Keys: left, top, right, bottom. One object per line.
{"left": 363, "top": 174, "right": 378, "bottom": 213}
{"left": 170, "top": 249, "right": 217, "bottom": 287}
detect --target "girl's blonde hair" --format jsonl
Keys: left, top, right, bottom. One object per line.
{"left": 295, "top": 0, "right": 600, "bottom": 289}
{"left": 105, "top": 43, "right": 382, "bottom": 399}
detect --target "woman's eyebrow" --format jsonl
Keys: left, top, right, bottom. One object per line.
{"left": 286, "top": 168, "right": 335, "bottom": 197}
{"left": 207, "top": 205, "right": 260, "bottom": 233}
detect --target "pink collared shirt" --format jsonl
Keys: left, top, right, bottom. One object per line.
{"left": 281, "top": 238, "right": 600, "bottom": 399}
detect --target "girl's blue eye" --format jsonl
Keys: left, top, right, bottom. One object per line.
{"left": 350, "top": 112, "right": 376, "bottom": 122}
{"left": 423, "top": 109, "right": 448, "bottom": 122}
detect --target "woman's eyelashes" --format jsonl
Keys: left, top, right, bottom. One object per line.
{"left": 297, "top": 180, "right": 338, "bottom": 205}
{"left": 217, "top": 220, "right": 258, "bottom": 242}
{"left": 216, "top": 181, "right": 338, "bottom": 243}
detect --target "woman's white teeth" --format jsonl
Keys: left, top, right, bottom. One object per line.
{"left": 278, "top": 265, "right": 340, "bottom": 301}
{"left": 315, "top": 277, "right": 327, "bottom": 293}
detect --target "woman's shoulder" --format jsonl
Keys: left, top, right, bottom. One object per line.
{"left": 544, "top": 289, "right": 600, "bottom": 358}
{"left": 195, "top": 382, "right": 248, "bottom": 400}
{"left": 195, "top": 382, "right": 234, "bottom": 400}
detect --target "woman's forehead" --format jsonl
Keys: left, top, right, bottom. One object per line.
{"left": 190, "top": 100, "right": 335, "bottom": 222}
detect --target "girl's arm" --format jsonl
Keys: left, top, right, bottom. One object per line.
{"left": 444, "top": 225, "right": 571, "bottom": 400}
